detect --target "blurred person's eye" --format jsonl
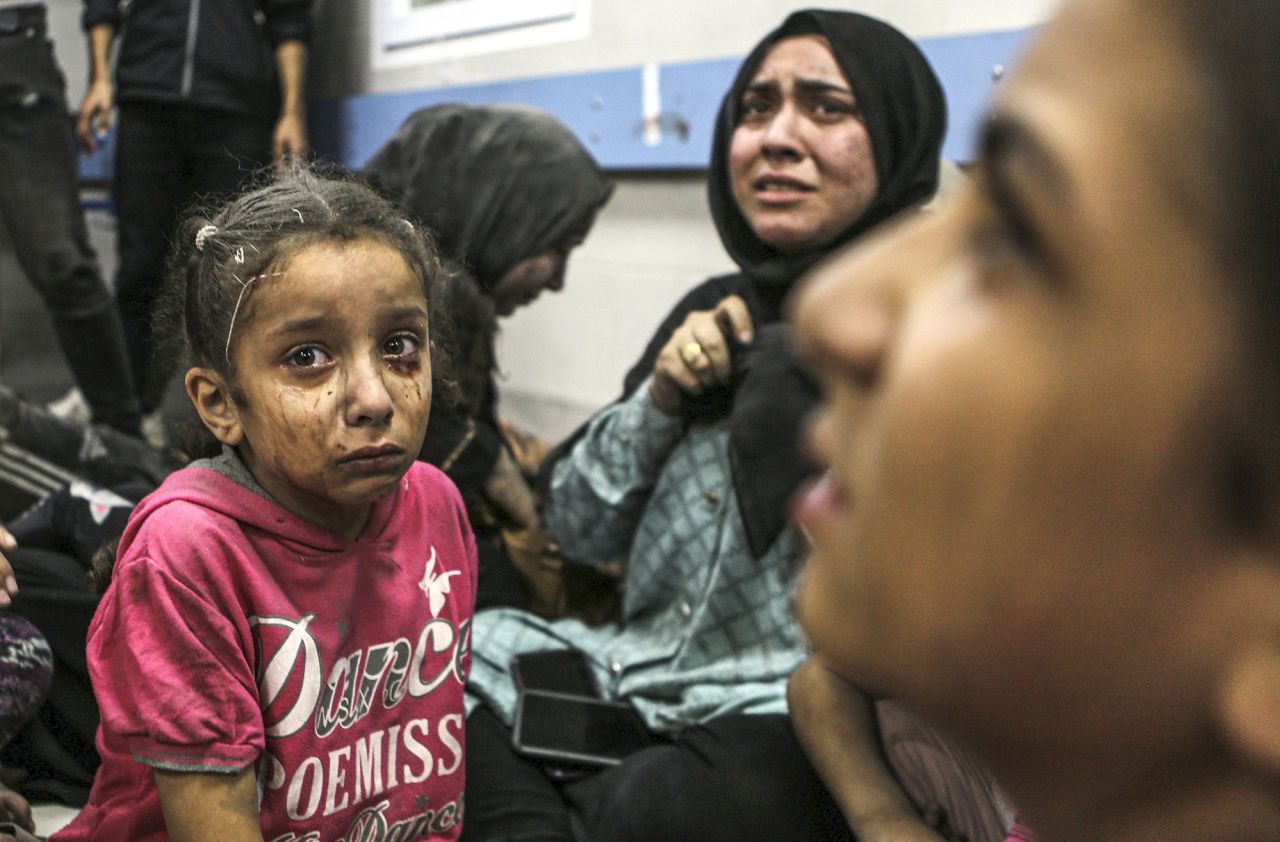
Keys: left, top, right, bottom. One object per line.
{"left": 969, "top": 116, "right": 1067, "bottom": 285}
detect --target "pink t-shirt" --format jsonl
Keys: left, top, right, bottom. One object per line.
{"left": 53, "top": 460, "right": 477, "bottom": 842}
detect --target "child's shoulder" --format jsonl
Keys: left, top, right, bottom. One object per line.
{"left": 402, "top": 460, "right": 466, "bottom": 510}
{"left": 120, "top": 466, "right": 259, "bottom": 557}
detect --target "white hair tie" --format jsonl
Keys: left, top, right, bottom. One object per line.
{"left": 195, "top": 224, "right": 219, "bottom": 252}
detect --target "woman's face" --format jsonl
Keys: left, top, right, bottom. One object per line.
{"left": 729, "top": 35, "right": 878, "bottom": 253}
{"left": 792, "top": 0, "right": 1248, "bottom": 772}
{"left": 489, "top": 247, "right": 570, "bottom": 316}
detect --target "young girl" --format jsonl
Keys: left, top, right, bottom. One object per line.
{"left": 52, "top": 168, "right": 477, "bottom": 841}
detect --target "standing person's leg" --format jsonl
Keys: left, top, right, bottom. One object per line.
{"left": 460, "top": 707, "right": 576, "bottom": 841}
{"left": 189, "top": 109, "right": 271, "bottom": 204}
{"left": 112, "top": 103, "right": 184, "bottom": 415}
{"left": 0, "top": 15, "right": 140, "bottom": 435}
{"left": 128, "top": 109, "right": 271, "bottom": 411}
{"left": 562, "top": 713, "right": 855, "bottom": 842}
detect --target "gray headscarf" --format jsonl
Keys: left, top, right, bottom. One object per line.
{"left": 363, "top": 103, "right": 614, "bottom": 290}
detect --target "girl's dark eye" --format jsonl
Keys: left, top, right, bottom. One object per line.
{"left": 384, "top": 334, "right": 421, "bottom": 359}
{"left": 286, "top": 346, "right": 331, "bottom": 368}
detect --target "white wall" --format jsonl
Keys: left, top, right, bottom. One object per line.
{"left": 46, "top": 0, "right": 92, "bottom": 104}
{"left": 310, "top": 0, "right": 1061, "bottom": 98}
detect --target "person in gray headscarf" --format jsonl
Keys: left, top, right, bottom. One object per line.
{"left": 364, "top": 104, "right": 613, "bottom": 611}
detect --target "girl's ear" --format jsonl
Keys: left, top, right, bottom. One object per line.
{"left": 184, "top": 367, "right": 245, "bottom": 447}
{"left": 1215, "top": 578, "right": 1280, "bottom": 776}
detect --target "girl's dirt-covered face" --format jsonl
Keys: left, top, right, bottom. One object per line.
{"left": 227, "top": 238, "right": 431, "bottom": 537}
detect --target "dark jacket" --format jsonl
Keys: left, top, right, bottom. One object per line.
{"left": 82, "top": 0, "right": 310, "bottom": 117}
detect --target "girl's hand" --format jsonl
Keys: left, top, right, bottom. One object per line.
{"left": 0, "top": 528, "right": 19, "bottom": 608}
{"left": 649, "top": 295, "right": 754, "bottom": 417}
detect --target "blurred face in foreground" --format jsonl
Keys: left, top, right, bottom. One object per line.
{"left": 791, "top": 0, "right": 1280, "bottom": 838}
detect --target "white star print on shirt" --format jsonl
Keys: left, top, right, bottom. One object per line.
{"left": 418, "top": 547, "right": 460, "bottom": 617}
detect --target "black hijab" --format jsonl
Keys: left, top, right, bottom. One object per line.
{"left": 715, "top": 12, "right": 945, "bottom": 556}
{"left": 708, "top": 9, "right": 947, "bottom": 286}
{"left": 363, "top": 104, "right": 614, "bottom": 290}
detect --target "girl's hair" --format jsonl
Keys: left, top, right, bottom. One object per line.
{"left": 1170, "top": 1, "right": 1280, "bottom": 534}
{"left": 157, "top": 163, "right": 458, "bottom": 412}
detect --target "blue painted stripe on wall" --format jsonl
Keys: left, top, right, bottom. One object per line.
{"left": 923, "top": 29, "right": 1032, "bottom": 163}
{"left": 79, "top": 25, "right": 1035, "bottom": 179}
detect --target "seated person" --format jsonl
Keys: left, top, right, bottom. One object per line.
{"left": 0, "top": 613, "right": 51, "bottom": 842}
{"left": 462, "top": 11, "right": 947, "bottom": 840}
{"left": 0, "top": 383, "right": 177, "bottom": 521}
{"left": 788, "top": 0, "right": 1280, "bottom": 840}
{"left": 53, "top": 167, "right": 477, "bottom": 841}
{"left": 0, "top": 530, "right": 53, "bottom": 841}
{"left": 0, "top": 388, "right": 172, "bottom": 806}
{"left": 364, "top": 104, "right": 613, "bottom": 613}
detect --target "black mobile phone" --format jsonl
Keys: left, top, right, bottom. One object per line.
{"left": 510, "top": 648, "right": 599, "bottom": 697}
{"left": 511, "top": 689, "right": 657, "bottom": 768}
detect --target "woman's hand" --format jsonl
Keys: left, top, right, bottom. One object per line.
{"left": 0, "top": 528, "right": 20, "bottom": 608}
{"left": 500, "top": 420, "right": 551, "bottom": 479}
{"left": 484, "top": 448, "right": 541, "bottom": 532}
{"left": 649, "top": 295, "right": 754, "bottom": 417}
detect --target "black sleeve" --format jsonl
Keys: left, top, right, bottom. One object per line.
{"left": 420, "top": 401, "right": 503, "bottom": 499}
{"left": 82, "top": 0, "right": 122, "bottom": 30}
{"left": 262, "top": 0, "right": 312, "bottom": 46}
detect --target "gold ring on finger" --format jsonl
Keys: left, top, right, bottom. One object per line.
{"left": 681, "top": 341, "right": 706, "bottom": 366}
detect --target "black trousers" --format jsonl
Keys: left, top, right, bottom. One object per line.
{"left": 0, "top": 6, "right": 140, "bottom": 434}
{"left": 461, "top": 707, "right": 855, "bottom": 842}
{"left": 112, "top": 101, "right": 270, "bottom": 410}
